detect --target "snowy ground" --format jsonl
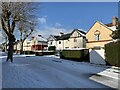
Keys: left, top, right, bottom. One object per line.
{"left": 0, "top": 54, "right": 119, "bottom": 89}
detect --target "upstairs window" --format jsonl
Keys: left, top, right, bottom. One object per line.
{"left": 94, "top": 30, "right": 100, "bottom": 41}
{"left": 95, "top": 34, "right": 100, "bottom": 41}
{"left": 59, "top": 41, "right": 61, "bottom": 44}
{"left": 50, "top": 42, "right": 52, "bottom": 45}
{"left": 74, "top": 38, "right": 77, "bottom": 42}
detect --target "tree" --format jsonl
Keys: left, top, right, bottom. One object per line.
{"left": 1, "top": 30, "right": 8, "bottom": 52}
{"left": 111, "top": 24, "right": 120, "bottom": 39}
{"left": 0, "top": 2, "right": 37, "bottom": 62}
{"left": 111, "top": 30, "right": 120, "bottom": 39}
{"left": 17, "top": 19, "right": 36, "bottom": 54}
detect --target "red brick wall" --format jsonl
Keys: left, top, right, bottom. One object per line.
{"left": 31, "top": 45, "right": 48, "bottom": 50}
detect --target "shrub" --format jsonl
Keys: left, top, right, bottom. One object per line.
{"left": 60, "top": 49, "right": 89, "bottom": 62}
{"left": 35, "top": 51, "right": 55, "bottom": 56}
{"left": 23, "top": 51, "right": 35, "bottom": 55}
{"left": 111, "top": 30, "right": 120, "bottom": 39}
{"left": 105, "top": 41, "right": 120, "bottom": 67}
{"left": 48, "top": 46, "right": 56, "bottom": 51}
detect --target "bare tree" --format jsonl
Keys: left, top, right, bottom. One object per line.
{"left": 1, "top": 30, "right": 8, "bottom": 52}
{"left": 17, "top": 19, "right": 36, "bottom": 54}
{"left": 0, "top": 2, "right": 37, "bottom": 62}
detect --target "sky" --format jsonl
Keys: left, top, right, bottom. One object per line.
{"left": 32, "top": 2, "right": 118, "bottom": 39}
{"left": 1, "top": 2, "right": 118, "bottom": 43}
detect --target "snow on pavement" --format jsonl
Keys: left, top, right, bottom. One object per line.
{"left": 1, "top": 55, "right": 119, "bottom": 89}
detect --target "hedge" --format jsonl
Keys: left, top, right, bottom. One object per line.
{"left": 23, "top": 51, "right": 35, "bottom": 55}
{"left": 48, "top": 46, "right": 56, "bottom": 51}
{"left": 35, "top": 51, "right": 55, "bottom": 56}
{"left": 60, "top": 49, "right": 89, "bottom": 62}
{"left": 105, "top": 40, "right": 120, "bottom": 67}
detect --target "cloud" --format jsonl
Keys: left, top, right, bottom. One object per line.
{"left": 33, "top": 18, "right": 72, "bottom": 39}
{"left": 33, "top": 26, "right": 72, "bottom": 39}
{"left": 38, "top": 17, "right": 46, "bottom": 24}
{"left": 55, "top": 22, "right": 62, "bottom": 27}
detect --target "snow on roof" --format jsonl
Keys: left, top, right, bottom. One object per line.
{"left": 97, "top": 21, "right": 116, "bottom": 31}
{"left": 77, "top": 29, "right": 86, "bottom": 37}
{"left": 25, "top": 38, "right": 31, "bottom": 42}
{"left": 36, "top": 35, "right": 47, "bottom": 42}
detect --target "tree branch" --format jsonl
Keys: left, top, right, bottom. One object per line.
{"left": 1, "top": 17, "right": 9, "bottom": 37}
{"left": 23, "top": 29, "right": 33, "bottom": 42}
{"left": 11, "top": 20, "right": 16, "bottom": 33}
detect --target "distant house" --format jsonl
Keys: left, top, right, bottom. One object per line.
{"left": 48, "top": 29, "right": 86, "bottom": 50}
{"left": 14, "top": 40, "right": 22, "bottom": 53}
{"left": 86, "top": 16, "right": 119, "bottom": 49}
{"left": 13, "top": 35, "right": 48, "bottom": 53}
{"left": 47, "top": 35, "right": 59, "bottom": 50}
{"left": 23, "top": 39, "right": 32, "bottom": 51}
{"left": 31, "top": 35, "right": 48, "bottom": 51}
{"left": 1, "top": 41, "right": 8, "bottom": 52}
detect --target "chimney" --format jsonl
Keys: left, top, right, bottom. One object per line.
{"left": 59, "top": 32, "right": 64, "bottom": 36}
{"left": 112, "top": 16, "right": 118, "bottom": 26}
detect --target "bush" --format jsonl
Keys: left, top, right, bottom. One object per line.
{"left": 48, "top": 46, "right": 56, "bottom": 51}
{"left": 35, "top": 51, "right": 55, "bottom": 56}
{"left": 111, "top": 30, "right": 120, "bottom": 39}
{"left": 105, "top": 41, "right": 120, "bottom": 67}
{"left": 60, "top": 49, "right": 89, "bottom": 62}
{"left": 23, "top": 51, "right": 35, "bottom": 55}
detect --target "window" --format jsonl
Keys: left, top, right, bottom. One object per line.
{"left": 94, "top": 30, "right": 100, "bottom": 41}
{"left": 59, "top": 41, "right": 61, "bottom": 44}
{"left": 95, "top": 34, "right": 100, "bottom": 41}
{"left": 74, "top": 38, "right": 77, "bottom": 42}
{"left": 50, "top": 42, "right": 52, "bottom": 45}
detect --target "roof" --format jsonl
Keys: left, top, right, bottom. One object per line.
{"left": 86, "top": 21, "right": 114, "bottom": 34}
{"left": 53, "top": 35, "right": 60, "bottom": 40}
{"left": 50, "top": 29, "right": 86, "bottom": 40}
{"left": 105, "top": 21, "right": 120, "bottom": 27}
{"left": 36, "top": 36, "right": 47, "bottom": 42}
{"left": 47, "top": 35, "right": 59, "bottom": 41}
{"left": 73, "top": 29, "right": 86, "bottom": 35}
{"left": 72, "top": 29, "right": 86, "bottom": 37}
{"left": 57, "top": 33, "right": 71, "bottom": 40}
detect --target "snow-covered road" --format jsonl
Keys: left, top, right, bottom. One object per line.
{"left": 1, "top": 55, "right": 119, "bottom": 89}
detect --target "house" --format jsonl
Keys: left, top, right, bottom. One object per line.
{"left": 30, "top": 35, "right": 48, "bottom": 51}
{"left": 13, "top": 35, "right": 48, "bottom": 52}
{"left": 23, "top": 39, "right": 32, "bottom": 51}
{"left": 48, "top": 29, "right": 86, "bottom": 50}
{"left": 86, "top": 16, "right": 119, "bottom": 49}
{"left": 1, "top": 41, "right": 8, "bottom": 52}
{"left": 47, "top": 35, "right": 58, "bottom": 49}
{"left": 14, "top": 40, "right": 22, "bottom": 53}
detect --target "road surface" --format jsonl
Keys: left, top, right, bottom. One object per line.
{"left": 1, "top": 55, "right": 118, "bottom": 89}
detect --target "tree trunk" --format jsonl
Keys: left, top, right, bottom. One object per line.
{"left": 7, "top": 39, "right": 14, "bottom": 62}
{"left": 5, "top": 43, "right": 7, "bottom": 52}
{"left": 6, "top": 34, "right": 15, "bottom": 62}
{"left": 20, "top": 41, "right": 24, "bottom": 54}
{"left": 20, "top": 31, "right": 24, "bottom": 54}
